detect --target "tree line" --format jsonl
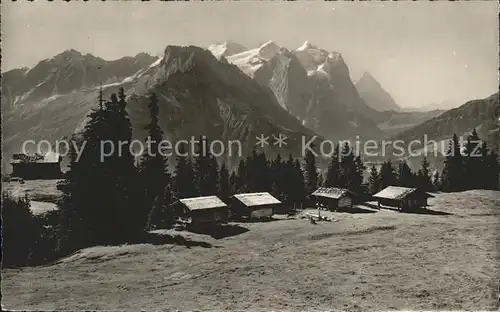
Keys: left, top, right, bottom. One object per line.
{"left": 440, "top": 130, "right": 499, "bottom": 191}
{"left": 2, "top": 88, "right": 499, "bottom": 267}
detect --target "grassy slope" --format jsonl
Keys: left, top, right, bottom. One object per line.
{"left": 2, "top": 190, "right": 499, "bottom": 311}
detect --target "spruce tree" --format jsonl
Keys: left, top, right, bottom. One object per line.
{"left": 270, "top": 154, "right": 287, "bottom": 201}
{"left": 218, "top": 162, "right": 231, "bottom": 201}
{"left": 380, "top": 160, "right": 397, "bottom": 189}
{"left": 463, "top": 129, "right": 481, "bottom": 189}
{"left": 397, "top": 160, "right": 414, "bottom": 187}
{"left": 2, "top": 192, "right": 38, "bottom": 266}
{"left": 352, "top": 155, "right": 366, "bottom": 196}
{"left": 139, "top": 92, "right": 170, "bottom": 227}
{"left": 416, "top": 157, "right": 433, "bottom": 192}
{"left": 229, "top": 170, "right": 239, "bottom": 195}
{"left": 338, "top": 142, "right": 362, "bottom": 193}
{"left": 57, "top": 93, "right": 109, "bottom": 250}
{"left": 172, "top": 145, "right": 196, "bottom": 200}
{"left": 282, "top": 154, "right": 298, "bottom": 204}
{"left": 304, "top": 145, "right": 318, "bottom": 197}
{"left": 368, "top": 164, "right": 380, "bottom": 195}
{"left": 145, "top": 184, "right": 174, "bottom": 230}
{"left": 292, "top": 158, "right": 307, "bottom": 208}
{"left": 255, "top": 151, "right": 271, "bottom": 192}
{"left": 105, "top": 89, "right": 143, "bottom": 241}
{"left": 442, "top": 134, "right": 464, "bottom": 192}
{"left": 324, "top": 144, "right": 340, "bottom": 187}
{"left": 236, "top": 159, "right": 247, "bottom": 193}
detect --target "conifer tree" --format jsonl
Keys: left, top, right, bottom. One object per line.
{"left": 433, "top": 171, "right": 441, "bottom": 191}
{"left": 255, "top": 151, "right": 271, "bottom": 192}
{"left": 145, "top": 184, "right": 174, "bottom": 230}
{"left": 485, "top": 150, "right": 500, "bottom": 190}
{"left": 282, "top": 154, "right": 298, "bottom": 204}
{"left": 304, "top": 145, "right": 318, "bottom": 198}
{"left": 105, "top": 89, "right": 142, "bottom": 240}
{"left": 58, "top": 88, "right": 142, "bottom": 251}
{"left": 380, "top": 160, "right": 397, "bottom": 189}
{"left": 218, "top": 162, "right": 231, "bottom": 201}
{"left": 463, "top": 128, "right": 482, "bottom": 189}
{"left": 291, "top": 158, "right": 307, "bottom": 208}
{"left": 368, "top": 164, "right": 380, "bottom": 195}
{"left": 324, "top": 144, "right": 340, "bottom": 187}
{"left": 172, "top": 145, "right": 196, "bottom": 199}
{"left": 57, "top": 93, "right": 108, "bottom": 250}
{"left": 441, "top": 134, "right": 464, "bottom": 192}
{"left": 235, "top": 159, "right": 247, "bottom": 193}
{"left": 397, "top": 160, "right": 414, "bottom": 187}
{"left": 338, "top": 142, "right": 364, "bottom": 194}
{"left": 352, "top": 155, "right": 366, "bottom": 195}
{"left": 2, "top": 192, "right": 38, "bottom": 266}
{"left": 139, "top": 92, "right": 170, "bottom": 226}
{"left": 416, "top": 157, "right": 433, "bottom": 192}
{"left": 229, "top": 170, "right": 239, "bottom": 195}
{"left": 270, "top": 154, "right": 287, "bottom": 201}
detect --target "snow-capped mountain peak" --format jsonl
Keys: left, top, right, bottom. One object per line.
{"left": 226, "top": 41, "right": 283, "bottom": 77}
{"left": 207, "top": 40, "right": 247, "bottom": 59}
{"left": 256, "top": 40, "right": 281, "bottom": 59}
{"left": 293, "top": 42, "right": 345, "bottom": 74}
{"left": 296, "top": 40, "right": 319, "bottom": 52}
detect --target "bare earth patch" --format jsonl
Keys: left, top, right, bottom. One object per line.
{"left": 2, "top": 190, "right": 499, "bottom": 311}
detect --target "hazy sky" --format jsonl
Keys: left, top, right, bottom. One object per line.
{"left": 2, "top": 1, "right": 498, "bottom": 108}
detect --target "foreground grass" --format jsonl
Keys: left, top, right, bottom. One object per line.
{"left": 2, "top": 190, "right": 499, "bottom": 311}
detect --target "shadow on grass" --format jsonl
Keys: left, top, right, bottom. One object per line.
{"left": 141, "top": 232, "right": 215, "bottom": 248}
{"left": 186, "top": 224, "right": 249, "bottom": 239}
{"left": 335, "top": 206, "right": 377, "bottom": 214}
{"left": 232, "top": 216, "right": 285, "bottom": 223}
{"left": 408, "top": 208, "right": 454, "bottom": 216}
{"left": 364, "top": 202, "right": 453, "bottom": 216}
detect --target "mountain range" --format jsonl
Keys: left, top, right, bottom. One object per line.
{"left": 2, "top": 40, "right": 497, "bottom": 173}
{"left": 2, "top": 46, "right": 317, "bottom": 172}
{"left": 354, "top": 72, "right": 401, "bottom": 112}
{"left": 211, "top": 40, "right": 447, "bottom": 140}
{"left": 392, "top": 92, "right": 499, "bottom": 151}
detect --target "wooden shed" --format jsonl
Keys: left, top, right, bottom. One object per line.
{"left": 171, "top": 196, "right": 229, "bottom": 225}
{"left": 10, "top": 153, "right": 62, "bottom": 180}
{"left": 372, "top": 186, "right": 434, "bottom": 211}
{"left": 229, "top": 192, "right": 281, "bottom": 220}
{"left": 311, "top": 187, "right": 355, "bottom": 211}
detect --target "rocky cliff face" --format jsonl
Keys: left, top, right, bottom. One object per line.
{"left": 355, "top": 72, "right": 401, "bottom": 112}
{"left": 223, "top": 40, "right": 384, "bottom": 141}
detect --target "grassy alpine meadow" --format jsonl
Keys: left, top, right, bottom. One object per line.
{"left": 2, "top": 190, "right": 499, "bottom": 311}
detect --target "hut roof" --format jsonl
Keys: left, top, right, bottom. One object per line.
{"left": 10, "top": 152, "right": 61, "bottom": 164}
{"left": 372, "top": 186, "right": 434, "bottom": 200}
{"left": 232, "top": 192, "right": 281, "bottom": 207}
{"left": 176, "top": 196, "right": 228, "bottom": 211}
{"left": 312, "top": 187, "right": 353, "bottom": 199}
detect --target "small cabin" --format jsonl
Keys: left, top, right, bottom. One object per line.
{"left": 229, "top": 192, "right": 281, "bottom": 220}
{"left": 372, "top": 186, "right": 434, "bottom": 211}
{"left": 10, "top": 153, "right": 62, "bottom": 180}
{"left": 171, "top": 196, "right": 229, "bottom": 225}
{"left": 311, "top": 187, "right": 355, "bottom": 211}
